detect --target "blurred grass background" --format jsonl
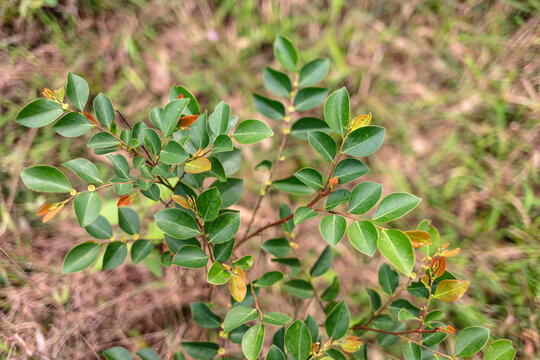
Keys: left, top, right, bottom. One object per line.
{"left": 0, "top": 0, "right": 539, "bottom": 359}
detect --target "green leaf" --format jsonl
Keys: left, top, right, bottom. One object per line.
{"left": 160, "top": 140, "right": 189, "bottom": 165}
{"left": 342, "top": 126, "right": 385, "bottom": 157}
{"left": 294, "top": 87, "right": 329, "bottom": 111}
{"left": 378, "top": 262, "right": 399, "bottom": 294}
{"left": 62, "top": 242, "right": 100, "bottom": 273}
{"left": 73, "top": 191, "right": 101, "bottom": 227}
{"left": 433, "top": 279, "right": 470, "bottom": 302}
{"left": 254, "top": 271, "right": 284, "bottom": 287}
{"left": 425, "top": 310, "right": 446, "bottom": 323}
{"left": 102, "top": 242, "right": 127, "bottom": 270}
{"left": 310, "top": 246, "right": 333, "bottom": 277}
{"left": 207, "top": 262, "right": 231, "bottom": 285}
{"left": 66, "top": 72, "right": 89, "bottom": 111}
{"left": 62, "top": 158, "right": 103, "bottom": 184}
{"left": 264, "top": 67, "right": 292, "bottom": 97}
{"left": 233, "top": 119, "right": 274, "bottom": 144}
{"left": 196, "top": 187, "right": 222, "bottom": 222}
{"left": 93, "top": 93, "right": 115, "bottom": 129}
{"left": 263, "top": 312, "right": 292, "bottom": 326}
{"left": 231, "top": 255, "right": 253, "bottom": 270}
{"left": 212, "top": 178, "right": 243, "bottom": 208}
{"left": 21, "top": 165, "right": 72, "bottom": 193}
{"left": 321, "top": 277, "right": 340, "bottom": 301}
{"left": 348, "top": 181, "right": 382, "bottom": 215}
{"left": 402, "top": 342, "right": 422, "bottom": 360}
{"left": 290, "top": 117, "right": 331, "bottom": 140}
{"left": 208, "top": 211, "right": 240, "bottom": 244}
{"left": 118, "top": 207, "right": 140, "bottom": 235}
{"left": 418, "top": 219, "right": 440, "bottom": 256}
{"left": 253, "top": 93, "right": 285, "bottom": 121}
{"left": 272, "top": 176, "right": 315, "bottom": 195}
{"left": 213, "top": 238, "right": 234, "bottom": 262}
{"left": 190, "top": 302, "right": 221, "bottom": 329}
{"left": 242, "top": 323, "right": 265, "bottom": 360}
{"left": 324, "top": 87, "right": 349, "bottom": 136}
{"left": 422, "top": 322, "right": 448, "bottom": 346}
{"left": 274, "top": 35, "right": 298, "bottom": 72}
{"left": 266, "top": 345, "right": 286, "bottom": 360}
{"left": 52, "top": 112, "right": 94, "bottom": 137}
{"left": 142, "top": 128, "right": 161, "bottom": 156}
{"left": 262, "top": 238, "right": 291, "bottom": 257}
{"left": 347, "top": 220, "right": 378, "bottom": 256}
{"left": 299, "top": 58, "right": 330, "bottom": 87}
{"left": 373, "top": 193, "right": 421, "bottom": 222}
{"left": 325, "top": 189, "right": 350, "bottom": 210}
{"left": 213, "top": 135, "right": 233, "bottom": 153}
{"left": 136, "top": 348, "right": 159, "bottom": 360}
{"left": 172, "top": 245, "right": 209, "bottom": 268}
{"left": 366, "top": 288, "right": 381, "bottom": 311}
{"left": 154, "top": 208, "right": 200, "bottom": 239}
{"left": 169, "top": 85, "right": 200, "bottom": 115}
{"left": 106, "top": 154, "right": 130, "bottom": 179}
{"left": 334, "top": 158, "right": 369, "bottom": 184}
{"left": 88, "top": 131, "right": 121, "bottom": 148}
{"left": 131, "top": 240, "right": 154, "bottom": 263}
{"left": 305, "top": 314, "right": 319, "bottom": 342}
{"left": 103, "top": 346, "right": 132, "bottom": 360}
{"left": 208, "top": 101, "right": 230, "bottom": 138}
{"left": 294, "top": 207, "right": 317, "bottom": 225}
{"left": 455, "top": 326, "right": 490, "bottom": 357}
{"left": 377, "top": 229, "right": 415, "bottom": 275}
{"left": 398, "top": 308, "right": 417, "bottom": 321}
{"left": 223, "top": 306, "right": 258, "bottom": 334}
{"left": 319, "top": 215, "right": 347, "bottom": 246}
{"left": 294, "top": 168, "right": 323, "bottom": 189}
{"left": 85, "top": 215, "right": 112, "bottom": 239}
{"left": 15, "top": 99, "right": 63, "bottom": 128}
{"left": 483, "top": 340, "right": 516, "bottom": 360}
{"left": 161, "top": 98, "right": 190, "bottom": 137}
{"left": 285, "top": 320, "right": 312, "bottom": 360}
{"left": 283, "top": 279, "right": 313, "bottom": 298}
{"left": 184, "top": 113, "right": 209, "bottom": 152}
{"left": 181, "top": 342, "right": 218, "bottom": 360}
{"left": 325, "top": 300, "right": 350, "bottom": 340}
{"left": 308, "top": 131, "right": 337, "bottom": 162}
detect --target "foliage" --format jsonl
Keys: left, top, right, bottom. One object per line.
{"left": 17, "top": 35, "right": 516, "bottom": 359}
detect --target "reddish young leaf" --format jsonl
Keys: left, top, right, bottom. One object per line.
{"left": 430, "top": 256, "right": 446, "bottom": 278}
{"left": 37, "top": 203, "right": 65, "bottom": 223}
{"left": 176, "top": 93, "right": 184, "bottom": 99}
{"left": 405, "top": 230, "right": 431, "bottom": 248}
{"left": 177, "top": 115, "right": 198, "bottom": 128}
{"left": 440, "top": 248, "right": 460, "bottom": 257}
{"left": 172, "top": 194, "right": 190, "bottom": 209}
{"left": 37, "top": 203, "right": 55, "bottom": 215}
{"left": 117, "top": 194, "right": 135, "bottom": 207}
{"left": 84, "top": 111, "right": 99, "bottom": 126}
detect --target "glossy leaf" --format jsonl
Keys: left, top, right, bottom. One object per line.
{"left": 106, "top": 154, "right": 130, "bottom": 179}
{"left": 208, "top": 211, "right": 240, "bottom": 244}
{"left": 373, "top": 193, "right": 421, "bottom": 222}
{"left": 263, "top": 312, "right": 292, "bottom": 326}
{"left": 325, "top": 189, "right": 350, "bottom": 210}
{"left": 88, "top": 131, "right": 120, "bottom": 148}
{"left": 118, "top": 207, "right": 140, "bottom": 235}
{"left": 21, "top": 165, "right": 72, "bottom": 193}
{"left": 253, "top": 94, "right": 285, "bottom": 121}
{"left": 378, "top": 263, "right": 399, "bottom": 294}
{"left": 342, "top": 126, "right": 385, "bottom": 157}
{"left": 264, "top": 67, "right": 292, "bottom": 97}
{"left": 66, "top": 72, "right": 89, "bottom": 111}
{"left": 172, "top": 245, "right": 209, "bottom": 268}
{"left": 348, "top": 181, "right": 382, "bottom": 215}
{"left": 184, "top": 157, "right": 211, "bottom": 174}
{"left": 223, "top": 306, "right": 258, "bottom": 334}
{"left": 274, "top": 35, "right": 298, "bottom": 72}
{"left": 261, "top": 238, "right": 291, "bottom": 257}
{"left": 73, "top": 191, "right": 101, "bottom": 227}
{"left": 285, "top": 320, "right": 312, "bottom": 360}
{"left": 196, "top": 187, "right": 222, "bottom": 222}
{"left": 283, "top": 279, "right": 313, "bottom": 298}
{"left": 62, "top": 158, "right": 103, "bottom": 184}
{"left": 294, "top": 87, "right": 329, "bottom": 111}
{"left": 299, "top": 58, "right": 330, "bottom": 87}
{"left": 131, "top": 240, "right": 154, "bottom": 263}
{"left": 402, "top": 342, "right": 422, "bottom": 360}
{"left": 93, "top": 93, "right": 115, "bottom": 129}
{"left": 242, "top": 323, "right": 265, "bottom": 360}
{"left": 233, "top": 119, "right": 274, "bottom": 144}
{"left": 266, "top": 345, "right": 286, "bottom": 360}
{"left": 347, "top": 220, "right": 378, "bottom": 256}
{"left": 333, "top": 158, "right": 369, "bottom": 184}
{"left": 102, "top": 242, "right": 127, "bottom": 270}
{"left": 160, "top": 140, "right": 189, "bottom": 165}
{"left": 308, "top": 131, "right": 337, "bottom": 161}
{"left": 310, "top": 246, "right": 333, "bottom": 277}
{"left": 272, "top": 176, "right": 315, "bottom": 195}
{"left": 377, "top": 229, "right": 415, "bottom": 276}
{"left": 190, "top": 302, "right": 221, "bottom": 329}
{"left": 154, "top": 208, "right": 200, "bottom": 239}
{"left": 85, "top": 215, "right": 112, "bottom": 239}
{"left": 319, "top": 215, "right": 347, "bottom": 246}
{"left": 294, "top": 168, "right": 323, "bottom": 189}
{"left": 161, "top": 98, "right": 190, "bottom": 137}
{"left": 15, "top": 99, "right": 63, "bottom": 128}
{"left": 483, "top": 339, "right": 516, "bottom": 360}
{"left": 455, "top": 326, "right": 490, "bottom": 357}
{"left": 169, "top": 85, "right": 200, "bottom": 115}
{"left": 103, "top": 346, "right": 132, "bottom": 360}
{"left": 208, "top": 101, "right": 230, "bottom": 138}
{"left": 293, "top": 207, "right": 317, "bottom": 225}
{"left": 290, "top": 117, "right": 331, "bottom": 139}
{"left": 433, "top": 279, "right": 470, "bottom": 302}
{"left": 325, "top": 300, "right": 350, "bottom": 340}
{"left": 52, "top": 112, "right": 94, "bottom": 137}
{"left": 62, "top": 242, "right": 100, "bottom": 273}
{"left": 324, "top": 87, "right": 349, "bottom": 136}
{"left": 136, "top": 349, "right": 159, "bottom": 360}
{"left": 181, "top": 342, "right": 218, "bottom": 360}
{"left": 229, "top": 274, "right": 247, "bottom": 302}
{"left": 254, "top": 271, "right": 284, "bottom": 287}
{"left": 213, "top": 135, "right": 233, "bottom": 153}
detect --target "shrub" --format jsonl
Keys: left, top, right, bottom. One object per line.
{"left": 16, "top": 35, "right": 516, "bottom": 360}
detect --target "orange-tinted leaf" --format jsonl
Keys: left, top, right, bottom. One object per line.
{"left": 329, "top": 176, "right": 339, "bottom": 187}
{"left": 443, "top": 325, "right": 455, "bottom": 334}
{"left": 172, "top": 195, "right": 190, "bottom": 209}
{"left": 37, "top": 203, "right": 55, "bottom": 215}
{"left": 229, "top": 274, "right": 247, "bottom": 302}
{"left": 42, "top": 88, "right": 54, "bottom": 100}
{"left": 176, "top": 94, "right": 184, "bottom": 99}
{"left": 117, "top": 194, "right": 134, "bottom": 207}
{"left": 84, "top": 111, "right": 99, "bottom": 125}
{"left": 184, "top": 157, "right": 211, "bottom": 174}
{"left": 42, "top": 203, "right": 64, "bottom": 223}
{"left": 405, "top": 230, "right": 431, "bottom": 248}
{"left": 340, "top": 336, "right": 363, "bottom": 353}
{"left": 234, "top": 267, "right": 246, "bottom": 279}
{"left": 439, "top": 248, "right": 460, "bottom": 257}
{"left": 433, "top": 279, "right": 469, "bottom": 302}
{"left": 177, "top": 115, "right": 198, "bottom": 128}
{"left": 421, "top": 274, "right": 430, "bottom": 288}
{"left": 430, "top": 257, "right": 446, "bottom": 278}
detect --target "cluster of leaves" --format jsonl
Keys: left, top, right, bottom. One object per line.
{"left": 16, "top": 35, "right": 516, "bottom": 360}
